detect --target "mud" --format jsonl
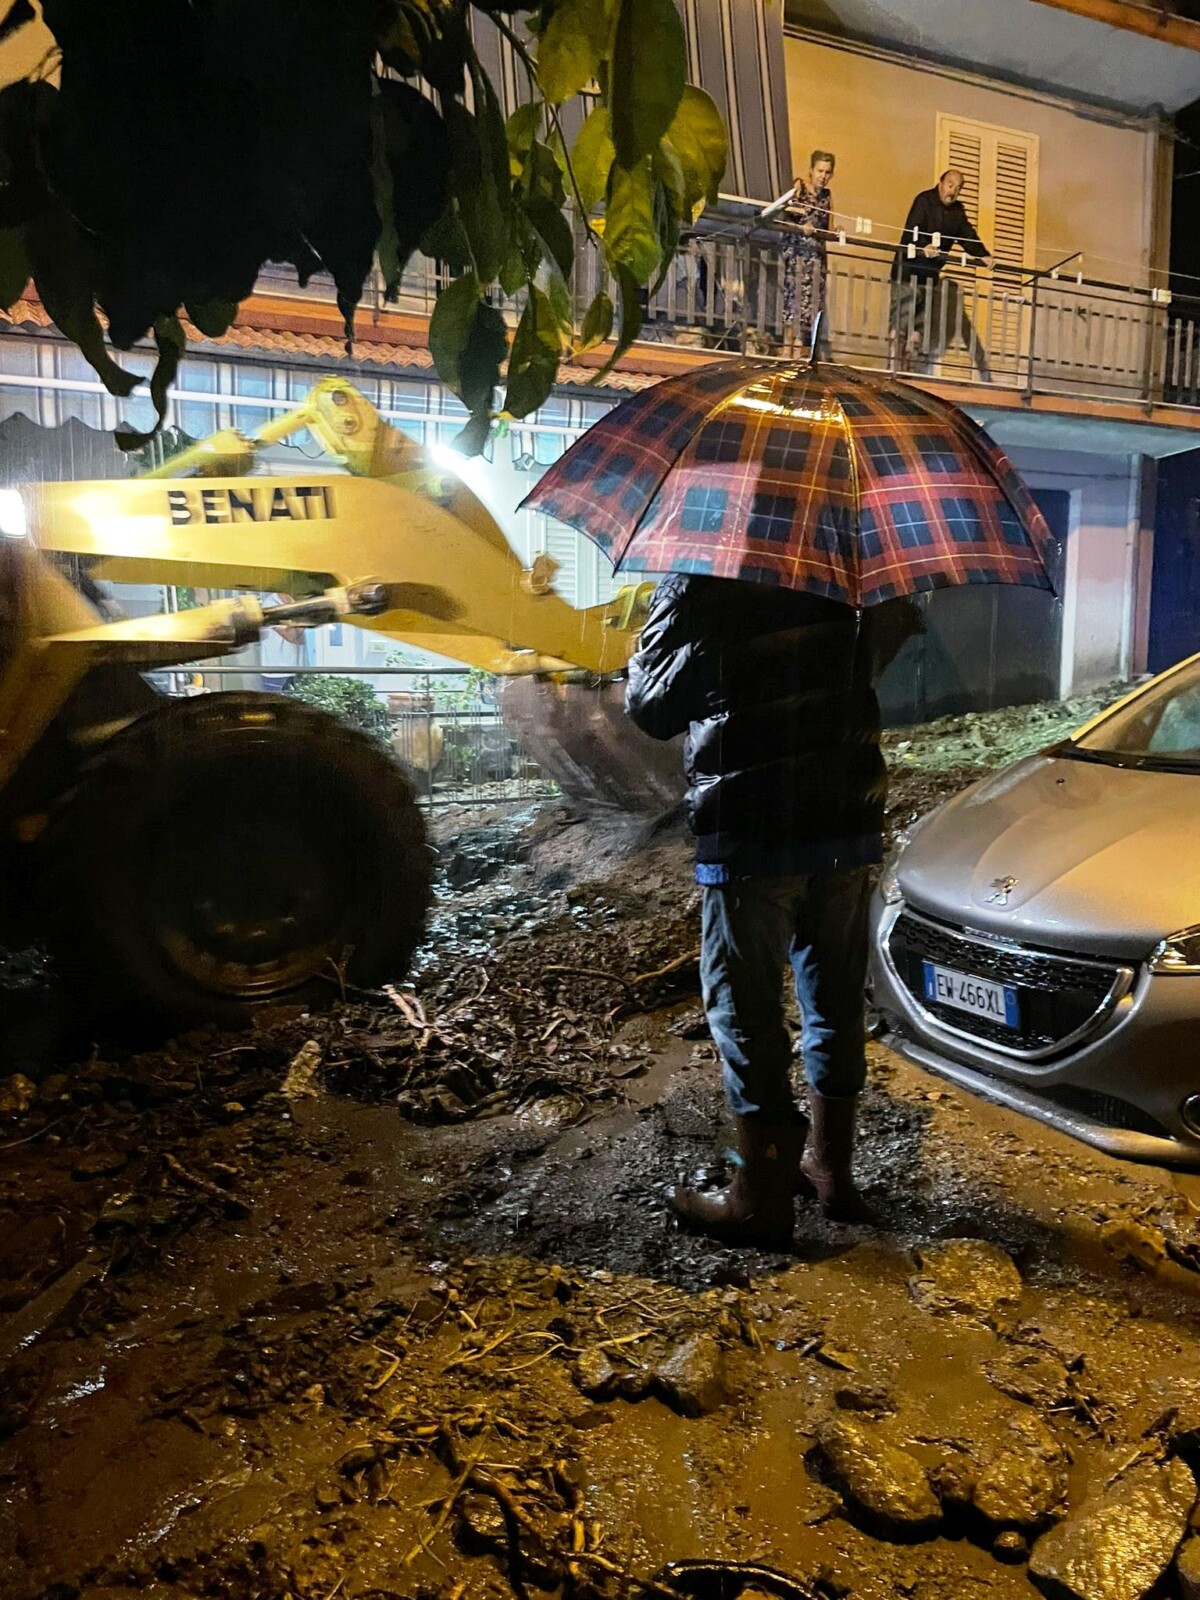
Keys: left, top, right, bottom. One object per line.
{"left": 6, "top": 689, "right": 1200, "bottom": 1600}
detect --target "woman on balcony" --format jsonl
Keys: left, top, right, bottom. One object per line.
{"left": 768, "top": 151, "right": 835, "bottom": 360}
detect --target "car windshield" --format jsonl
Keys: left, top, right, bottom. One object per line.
{"left": 1068, "top": 660, "right": 1200, "bottom": 770}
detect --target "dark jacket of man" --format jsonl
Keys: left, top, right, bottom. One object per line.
{"left": 896, "top": 188, "right": 988, "bottom": 282}
{"left": 625, "top": 575, "right": 919, "bottom": 877}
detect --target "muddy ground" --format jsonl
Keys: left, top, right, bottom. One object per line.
{"left": 7, "top": 687, "right": 1200, "bottom": 1600}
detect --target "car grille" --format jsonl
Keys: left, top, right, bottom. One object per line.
{"left": 889, "top": 910, "right": 1123, "bottom": 1054}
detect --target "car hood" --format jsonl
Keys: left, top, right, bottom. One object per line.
{"left": 897, "top": 752, "right": 1200, "bottom": 960}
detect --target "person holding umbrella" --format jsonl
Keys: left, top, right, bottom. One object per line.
{"left": 624, "top": 574, "right": 918, "bottom": 1240}
{"left": 522, "top": 359, "right": 1056, "bottom": 1248}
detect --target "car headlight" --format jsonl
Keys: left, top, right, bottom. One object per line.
{"left": 880, "top": 838, "right": 908, "bottom": 906}
{"left": 1148, "top": 926, "right": 1200, "bottom": 975}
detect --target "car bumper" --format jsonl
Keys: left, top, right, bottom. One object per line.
{"left": 871, "top": 895, "right": 1200, "bottom": 1167}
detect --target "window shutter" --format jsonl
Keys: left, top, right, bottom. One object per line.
{"left": 935, "top": 114, "right": 1038, "bottom": 268}
{"left": 945, "top": 128, "right": 983, "bottom": 233}
{"left": 993, "top": 138, "right": 1037, "bottom": 269}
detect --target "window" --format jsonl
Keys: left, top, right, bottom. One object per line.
{"left": 935, "top": 114, "right": 1039, "bottom": 270}
{"left": 936, "top": 114, "right": 1039, "bottom": 360}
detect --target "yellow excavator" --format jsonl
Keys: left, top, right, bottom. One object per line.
{"left": 0, "top": 377, "right": 679, "bottom": 1033}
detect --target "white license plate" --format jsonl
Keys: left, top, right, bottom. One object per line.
{"left": 922, "top": 961, "right": 1019, "bottom": 1029}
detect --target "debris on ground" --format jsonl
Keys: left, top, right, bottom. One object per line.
{"left": 4, "top": 687, "right": 1200, "bottom": 1600}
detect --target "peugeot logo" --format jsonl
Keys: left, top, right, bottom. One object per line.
{"left": 987, "top": 876, "right": 1018, "bottom": 906}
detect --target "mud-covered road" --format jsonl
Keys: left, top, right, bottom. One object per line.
{"left": 7, "top": 689, "right": 1200, "bottom": 1600}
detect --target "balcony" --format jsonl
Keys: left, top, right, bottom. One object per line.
{"left": 253, "top": 211, "right": 1200, "bottom": 422}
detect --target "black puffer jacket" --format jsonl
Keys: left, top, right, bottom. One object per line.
{"left": 625, "top": 575, "right": 918, "bottom": 872}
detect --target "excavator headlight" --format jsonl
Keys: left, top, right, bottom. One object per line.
{"left": 0, "top": 489, "right": 27, "bottom": 540}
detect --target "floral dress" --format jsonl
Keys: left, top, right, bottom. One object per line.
{"left": 781, "top": 181, "right": 831, "bottom": 335}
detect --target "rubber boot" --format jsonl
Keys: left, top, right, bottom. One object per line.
{"left": 672, "top": 1116, "right": 803, "bottom": 1248}
{"left": 799, "top": 1092, "right": 875, "bottom": 1224}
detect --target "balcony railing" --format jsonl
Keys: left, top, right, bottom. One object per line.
{"left": 254, "top": 209, "right": 1200, "bottom": 414}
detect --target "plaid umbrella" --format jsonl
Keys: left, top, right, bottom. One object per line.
{"left": 520, "top": 360, "right": 1056, "bottom": 606}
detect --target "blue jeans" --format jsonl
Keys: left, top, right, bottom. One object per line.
{"left": 700, "top": 869, "right": 872, "bottom": 1119}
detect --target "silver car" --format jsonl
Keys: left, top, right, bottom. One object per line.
{"left": 872, "top": 653, "right": 1200, "bottom": 1167}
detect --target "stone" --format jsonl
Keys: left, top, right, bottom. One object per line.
{"left": 834, "top": 1382, "right": 896, "bottom": 1417}
{"left": 573, "top": 1348, "right": 618, "bottom": 1399}
{"left": 653, "top": 1336, "right": 731, "bottom": 1417}
{"left": 994, "top": 1529, "right": 1030, "bottom": 1563}
{"left": 986, "top": 1348, "right": 1073, "bottom": 1411}
{"left": 1100, "top": 1218, "right": 1169, "bottom": 1270}
{"left": 1178, "top": 1535, "right": 1200, "bottom": 1600}
{"left": 815, "top": 1414, "right": 942, "bottom": 1535}
{"left": 281, "top": 1040, "right": 322, "bottom": 1100}
{"left": 0, "top": 1073, "right": 36, "bottom": 1117}
{"left": 970, "top": 1411, "right": 1068, "bottom": 1530}
{"left": 908, "top": 1238, "right": 1023, "bottom": 1330}
{"left": 1029, "top": 1458, "right": 1195, "bottom": 1600}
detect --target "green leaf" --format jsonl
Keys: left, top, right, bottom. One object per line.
{"left": 604, "top": 158, "right": 660, "bottom": 283}
{"left": 591, "top": 262, "right": 642, "bottom": 381}
{"left": 546, "top": 270, "right": 573, "bottom": 338}
{"left": 453, "top": 407, "right": 493, "bottom": 457}
{"left": 505, "top": 285, "right": 561, "bottom": 417}
{"left": 664, "top": 85, "right": 728, "bottom": 215}
{"left": 506, "top": 99, "right": 543, "bottom": 173}
{"left": 371, "top": 88, "right": 402, "bottom": 294}
{"left": 650, "top": 171, "right": 680, "bottom": 294}
{"left": 523, "top": 193, "right": 574, "bottom": 280}
{"left": 445, "top": 102, "right": 509, "bottom": 282}
{"left": 115, "top": 315, "right": 186, "bottom": 450}
{"left": 578, "top": 288, "right": 614, "bottom": 353}
{"left": 26, "top": 211, "right": 139, "bottom": 399}
{"left": 571, "top": 106, "right": 615, "bottom": 214}
{"left": 537, "top": 0, "right": 614, "bottom": 104}
{"left": 184, "top": 299, "right": 237, "bottom": 338}
{"left": 376, "top": 79, "right": 453, "bottom": 291}
{"left": 0, "top": 225, "right": 29, "bottom": 309}
{"left": 429, "top": 270, "right": 507, "bottom": 415}
{"left": 610, "top": 0, "right": 686, "bottom": 169}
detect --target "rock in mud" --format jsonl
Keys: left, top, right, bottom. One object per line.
{"left": 654, "top": 1336, "right": 731, "bottom": 1417}
{"left": 815, "top": 1414, "right": 942, "bottom": 1535}
{"left": 834, "top": 1382, "right": 896, "bottom": 1417}
{"left": 1100, "top": 1217, "right": 1169, "bottom": 1270}
{"left": 0, "top": 1072, "right": 35, "bottom": 1116}
{"left": 1029, "top": 1458, "right": 1195, "bottom": 1600}
{"left": 1178, "top": 1537, "right": 1200, "bottom": 1600}
{"left": 908, "top": 1239, "right": 1023, "bottom": 1330}
{"left": 574, "top": 1348, "right": 618, "bottom": 1399}
{"left": 994, "top": 1530, "right": 1030, "bottom": 1563}
{"left": 282, "top": 1040, "right": 323, "bottom": 1100}
{"left": 970, "top": 1411, "right": 1068, "bottom": 1530}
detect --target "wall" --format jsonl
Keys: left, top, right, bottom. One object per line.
{"left": 783, "top": 31, "right": 1162, "bottom": 286}
{"left": 1007, "top": 445, "right": 1144, "bottom": 693}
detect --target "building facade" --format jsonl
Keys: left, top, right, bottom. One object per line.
{"left": 4, "top": 0, "right": 1200, "bottom": 721}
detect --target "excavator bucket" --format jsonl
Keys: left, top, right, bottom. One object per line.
{"left": 500, "top": 676, "right": 686, "bottom": 817}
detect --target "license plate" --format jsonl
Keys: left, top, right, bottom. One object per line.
{"left": 922, "top": 961, "right": 1019, "bottom": 1028}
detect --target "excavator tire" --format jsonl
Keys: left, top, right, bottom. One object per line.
{"left": 40, "top": 692, "right": 432, "bottom": 1035}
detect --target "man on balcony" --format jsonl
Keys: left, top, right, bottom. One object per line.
{"left": 892, "top": 169, "right": 993, "bottom": 382}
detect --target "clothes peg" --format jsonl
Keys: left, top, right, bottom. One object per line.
{"left": 907, "top": 243, "right": 916, "bottom": 259}
{"left": 862, "top": 218, "right": 872, "bottom": 235}
{"left": 838, "top": 229, "right": 846, "bottom": 246}
{"left": 932, "top": 232, "right": 941, "bottom": 249}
